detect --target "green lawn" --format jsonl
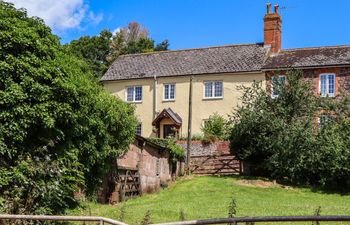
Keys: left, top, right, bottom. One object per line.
{"left": 69, "top": 176, "right": 350, "bottom": 224}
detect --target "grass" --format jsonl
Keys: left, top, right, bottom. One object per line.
{"left": 68, "top": 176, "right": 350, "bottom": 224}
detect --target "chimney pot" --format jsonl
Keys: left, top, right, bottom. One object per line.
{"left": 264, "top": 4, "right": 282, "bottom": 53}
{"left": 266, "top": 3, "right": 271, "bottom": 14}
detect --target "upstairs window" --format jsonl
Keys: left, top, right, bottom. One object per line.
{"left": 164, "top": 83, "right": 176, "bottom": 101}
{"left": 126, "top": 86, "right": 142, "bottom": 102}
{"left": 319, "top": 74, "right": 335, "bottom": 97}
{"left": 204, "top": 81, "right": 223, "bottom": 99}
{"left": 271, "top": 75, "right": 286, "bottom": 98}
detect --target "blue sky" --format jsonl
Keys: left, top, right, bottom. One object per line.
{"left": 8, "top": 0, "right": 350, "bottom": 50}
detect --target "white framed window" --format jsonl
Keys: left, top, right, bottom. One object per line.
{"left": 136, "top": 123, "right": 142, "bottom": 136}
{"left": 318, "top": 115, "right": 335, "bottom": 128}
{"left": 163, "top": 83, "right": 176, "bottom": 101}
{"left": 126, "top": 86, "right": 142, "bottom": 102}
{"left": 271, "top": 75, "right": 286, "bottom": 98}
{"left": 204, "top": 81, "right": 223, "bottom": 99}
{"left": 319, "top": 73, "right": 335, "bottom": 97}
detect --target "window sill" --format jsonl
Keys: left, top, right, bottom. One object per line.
{"left": 203, "top": 97, "right": 223, "bottom": 100}
{"left": 319, "top": 94, "right": 335, "bottom": 98}
{"left": 126, "top": 101, "right": 143, "bottom": 104}
{"left": 163, "top": 99, "right": 176, "bottom": 102}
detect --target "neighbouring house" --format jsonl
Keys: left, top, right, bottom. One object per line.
{"left": 98, "top": 135, "right": 183, "bottom": 204}
{"left": 101, "top": 3, "right": 350, "bottom": 138}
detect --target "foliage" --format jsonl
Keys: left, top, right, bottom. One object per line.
{"left": 312, "top": 206, "right": 321, "bottom": 225}
{"left": 68, "top": 176, "right": 350, "bottom": 224}
{"left": 155, "top": 39, "right": 170, "bottom": 51}
{"left": 177, "top": 133, "right": 204, "bottom": 141}
{"left": 147, "top": 138, "right": 185, "bottom": 162}
{"left": 229, "top": 69, "right": 350, "bottom": 189}
{"left": 0, "top": 2, "right": 137, "bottom": 215}
{"left": 140, "top": 210, "right": 152, "bottom": 225}
{"left": 202, "top": 113, "right": 230, "bottom": 141}
{"left": 64, "top": 29, "right": 112, "bottom": 78}
{"left": 179, "top": 209, "right": 186, "bottom": 221}
{"left": 227, "top": 195, "right": 237, "bottom": 218}
{"left": 107, "top": 22, "right": 169, "bottom": 63}
{"left": 66, "top": 21, "right": 169, "bottom": 78}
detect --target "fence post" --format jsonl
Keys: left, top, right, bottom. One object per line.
{"left": 100, "top": 219, "right": 104, "bottom": 225}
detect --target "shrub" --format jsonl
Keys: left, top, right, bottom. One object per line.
{"left": 147, "top": 138, "right": 185, "bottom": 162}
{"left": 202, "top": 113, "right": 229, "bottom": 141}
{"left": 229, "top": 69, "right": 350, "bottom": 189}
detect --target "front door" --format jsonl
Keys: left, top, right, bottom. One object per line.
{"left": 163, "top": 125, "right": 176, "bottom": 138}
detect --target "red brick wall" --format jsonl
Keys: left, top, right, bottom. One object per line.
{"left": 265, "top": 67, "right": 350, "bottom": 97}
{"left": 117, "top": 141, "right": 172, "bottom": 194}
{"left": 264, "top": 12, "right": 282, "bottom": 53}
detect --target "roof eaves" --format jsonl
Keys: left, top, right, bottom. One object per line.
{"left": 100, "top": 69, "right": 264, "bottom": 82}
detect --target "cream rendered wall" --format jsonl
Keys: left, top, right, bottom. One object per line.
{"left": 103, "top": 72, "right": 265, "bottom": 138}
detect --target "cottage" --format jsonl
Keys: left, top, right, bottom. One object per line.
{"left": 101, "top": 3, "right": 350, "bottom": 138}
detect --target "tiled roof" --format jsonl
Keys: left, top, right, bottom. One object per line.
{"left": 152, "top": 108, "right": 182, "bottom": 126}
{"left": 101, "top": 44, "right": 268, "bottom": 81}
{"left": 263, "top": 45, "right": 350, "bottom": 70}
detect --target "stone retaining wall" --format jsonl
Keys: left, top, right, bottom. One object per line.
{"left": 176, "top": 140, "right": 230, "bottom": 156}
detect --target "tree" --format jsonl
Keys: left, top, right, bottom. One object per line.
{"left": 229, "top": 69, "right": 350, "bottom": 189}
{"left": 66, "top": 22, "right": 170, "bottom": 78}
{"left": 0, "top": 2, "right": 137, "bottom": 214}
{"left": 107, "top": 21, "right": 170, "bottom": 63}
{"left": 64, "top": 29, "right": 112, "bottom": 78}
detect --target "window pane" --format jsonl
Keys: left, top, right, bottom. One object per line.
{"left": 279, "top": 76, "right": 286, "bottom": 84}
{"left": 135, "top": 86, "right": 142, "bottom": 101}
{"left": 169, "top": 84, "right": 175, "bottom": 99}
{"left": 136, "top": 123, "right": 142, "bottom": 135}
{"left": 328, "top": 74, "right": 335, "bottom": 94}
{"left": 127, "top": 87, "right": 134, "bottom": 102}
{"left": 272, "top": 76, "right": 285, "bottom": 97}
{"left": 214, "top": 81, "right": 223, "bottom": 97}
{"left": 320, "top": 75, "right": 327, "bottom": 95}
{"left": 204, "top": 82, "right": 213, "bottom": 98}
{"left": 272, "top": 77, "right": 277, "bottom": 96}
{"left": 164, "top": 84, "right": 169, "bottom": 99}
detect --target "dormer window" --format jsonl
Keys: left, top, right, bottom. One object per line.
{"left": 319, "top": 74, "right": 335, "bottom": 97}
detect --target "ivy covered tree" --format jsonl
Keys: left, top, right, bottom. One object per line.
{"left": 229, "top": 70, "right": 350, "bottom": 189}
{"left": 0, "top": 2, "right": 137, "bottom": 214}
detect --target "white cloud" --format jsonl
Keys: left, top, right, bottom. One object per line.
{"left": 5, "top": 0, "right": 103, "bottom": 31}
{"left": 112, "top": 27, "right": 121, "bottom": 35}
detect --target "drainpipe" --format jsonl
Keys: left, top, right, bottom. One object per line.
{"left": 186, "top": 75, "right": 193, "bottom": 173}
{"left": 153, "top": 75, "right": 158, "bottom": 119}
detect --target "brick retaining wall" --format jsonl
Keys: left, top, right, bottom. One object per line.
{"left": 176, "top": 140, "right": 230, "bottom": 156}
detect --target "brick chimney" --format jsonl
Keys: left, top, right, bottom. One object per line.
{"left": 264, "top": 3, "right": 282, "bottom": 53}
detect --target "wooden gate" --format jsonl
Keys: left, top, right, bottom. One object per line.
{"left": 117, "top": 166, "right": 141, "bottom": 202}
{"left": 190, "top": 154, "right": 241, "bottom": 175}
{"left": 99, "top": 166, "right": 141, "bottom": 204}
